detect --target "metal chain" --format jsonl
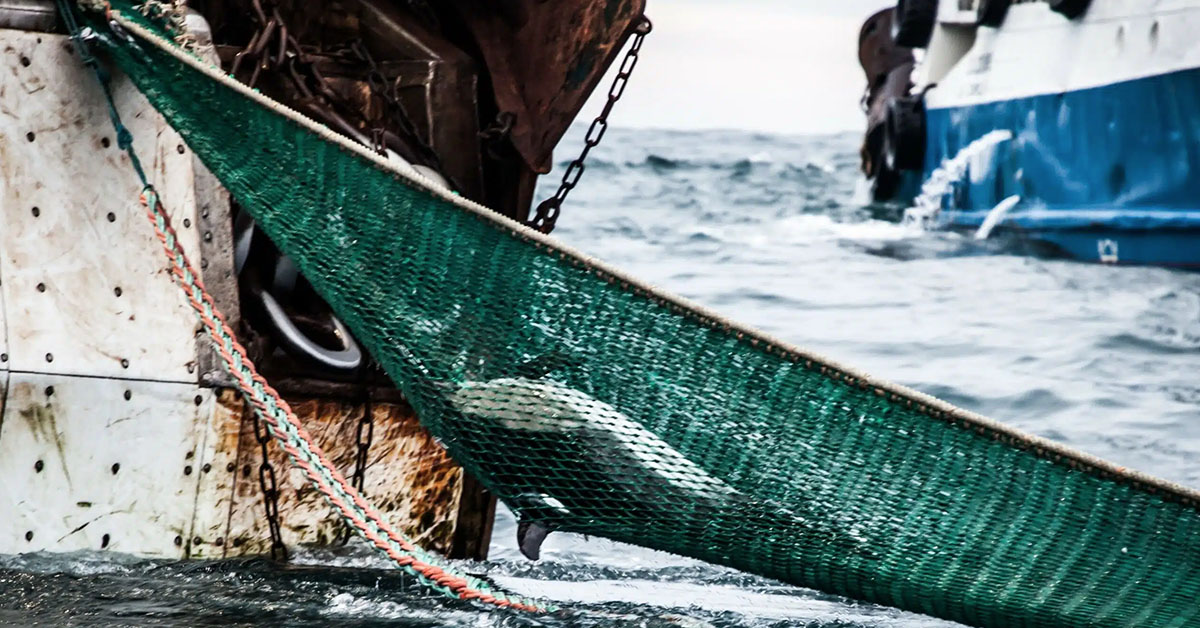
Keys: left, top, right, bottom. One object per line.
{"left": 230, "top": 1, "right": 377, "bottom": 558}
{"left": 351, "top": 398, "right": 375, "bottom": 494}
{"left": 229, "top": 0, "right": 287, "bottom": 89}
{"left": 338, "top": 394, "right": 376, "bottom": 545}
{"left": 252, "top": 411, "right": 289, "bottom": 561}
{"left": 54, "top": 0, "right": 293, "bottom": 562}
{"left": 230, "top": 2, "right": 391, "bottom": 156}
{"left": 66, "top": 4, "right": 548, "bottom": 611}
{"left": 349, "top": 40, "right": 443, "bottom": 169}
{"left": 229, "top": 7, "right": 455, "bottom": 186}
{"left": 528, "top": 16, "right": 652, "bottom": 234}
{"left": 479, "top": 111, "right": 516, "bottom": 159}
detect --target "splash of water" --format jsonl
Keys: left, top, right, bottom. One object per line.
{"left": 975, "top": 195, "right": 1022, "bottom": 240}
{"left": 903, "top": 130, "right": 1015, "bottom": 229}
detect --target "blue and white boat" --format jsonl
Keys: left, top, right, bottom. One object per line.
{"left": 859, "top": 0, "right": 1200, "bottom": 267}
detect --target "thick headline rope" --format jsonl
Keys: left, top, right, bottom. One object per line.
{"left": 57, "top": 0, "right": 549, "bottom": 613}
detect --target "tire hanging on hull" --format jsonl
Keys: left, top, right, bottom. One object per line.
{"left": 883, "top": 94, "right": 926, "bottom": 173}
{"left": 976, "top": 0, "right": 1011, "bottom": 27}
{"left": 891, "top": 0, "right": 938, "bottom": 48}
{"left": 1049, "top": 0, "right": 1091, "bottom": 19}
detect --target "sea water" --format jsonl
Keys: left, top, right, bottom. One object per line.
{"left": 2, "top": 128, "right": 1198, "bottom": 627}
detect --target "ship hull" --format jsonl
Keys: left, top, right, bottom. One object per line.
{"left": 914, "top": 0, "right": 1200, "bottom": 267}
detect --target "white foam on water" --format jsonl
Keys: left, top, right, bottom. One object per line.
{"left": 492, "top": 577, "right": 963, "bottom": 627}
{"left": 770, "top": 214, "right": 922, "bottom": 243}
{"left": 681, "top": 215, "right": 921, "bottom": 252}
{"left": 807, "top": 159, "right": 837, "bottom": 174}
{"left": 0, "top": 551, "right": 140, "bottom": 577}
{"left": 904, "top": 130, "right": 1015, "bottom": 229}
{"left": 851, "top": 176, "right": 875, "bottom": 206}
{"left": 322, "top": 591, "right": 490, "bottom": 625}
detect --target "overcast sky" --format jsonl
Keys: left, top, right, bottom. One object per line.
{"left": 587, "top": 0, "right": 894, "bottom": 135}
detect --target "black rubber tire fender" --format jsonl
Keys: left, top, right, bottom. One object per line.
{"left": 891, "top": 0, "right": 938, "bottom": 48}
{"left": 883, "top": 95, "right": 926, "bottom": 172}
{"left": 871, "top": 164, "right": 902, "bottom": 202}
{"left": 1048, "top": 0, "right": 1092, "bottom": 19}
{"left": 977, "top": 0, "right": 1011, "bottom": 27}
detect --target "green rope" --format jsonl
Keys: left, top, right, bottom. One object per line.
{"left": 56, "top": 0, "right": 148, "bottom": 184}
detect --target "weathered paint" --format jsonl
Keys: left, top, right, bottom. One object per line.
{"left": 0, "top": 30, "right": 204, "bottom": 382}
{"left": 185, "top": 388, "right": 243, "bottom": 559}
{"left": 0, "top": 216, "right": 7, "bottom": 369}
{"left": 0, "top": 378, "right": 492, "bottom": 560}
{"left": 0, "top": 374, "right": 213, "bottom": 557}
{"left": 1, "top": 165, "right": 7, "bottom": 411}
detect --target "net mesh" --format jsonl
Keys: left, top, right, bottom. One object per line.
{"left": 89, "top": 6, "right": 1200, "bottom": 627}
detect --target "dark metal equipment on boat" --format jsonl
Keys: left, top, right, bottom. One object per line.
{"left": 209, "top": 0, "right": 650, "bottom": 556}
{"left": 204, "top": 0, "right": 647, "bottom": 381}
{"left": 859, "top": 0, "right": 1094, "bottom": 202}
{"left": 857, "top": 7, "right": 915, "bottom": 201}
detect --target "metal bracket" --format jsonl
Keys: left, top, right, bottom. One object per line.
{"left": 0, "top": 1, "right": 58, "bottom": 32}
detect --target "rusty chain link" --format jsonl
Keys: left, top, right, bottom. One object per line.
{"left": 346, "top": 39, "right": 450, "bottom": 178}
{"left": 351, "top": 398, "right": 375, "bottom": 494}
{"left": 528, "top": 16, "right": 652, "bottom": 234}
{"left": 231, "top": 1, "right": 397, "bottom": 558}
{"left": 225, "top": 9, "right": 646, "bottom": 555}
{"left": 479, "top": 111, "right": 516, "bottom": 159}
{"left": 252, "top": 412, "right": 289, "bottom": 561}
{"left": 233, "top": 1, "right": 293, "bottom": 561}
{"left": 229, "top": 0, "right": 287, "bottom": 88}
{"left": 231, "top": 0, "right": 450, "bottom": 182}
{"left": 339, "top": 395, "right": 376, "bottom": 545}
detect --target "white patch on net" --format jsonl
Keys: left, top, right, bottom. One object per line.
{"left": 448, "top": 377, "right": 735, "bottom": 499}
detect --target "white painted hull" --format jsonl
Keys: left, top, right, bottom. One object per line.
{"left": 923, "top": 0, "right": 1200, "bottom": 110}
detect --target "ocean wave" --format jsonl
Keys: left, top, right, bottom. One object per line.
{"left": 611, "top": 154, "right": 840, "bottom": 176}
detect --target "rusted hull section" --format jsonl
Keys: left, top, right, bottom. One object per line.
{"left": 446, "top": 0, "right": 648, "bottom": 174}
{"left": 203, "top": 0, "right": 646, "bottom": 217}
{"left": 222, "top": 392, "right": 492, "bottom": 560}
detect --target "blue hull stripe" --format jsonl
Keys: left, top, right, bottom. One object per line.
{"left": 942, "top": 208, "right": 1200, "bottom": 230}
{"left": 924, "top": 66, "right": 1200, "bottom": 266}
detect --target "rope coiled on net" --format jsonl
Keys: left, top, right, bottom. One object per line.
{"left": 57, "top": 0, "right": 549, "bottom": 613}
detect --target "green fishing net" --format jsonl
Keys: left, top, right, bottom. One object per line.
{"left": 84, "top": 5, "right": 1200, "bottom": 627}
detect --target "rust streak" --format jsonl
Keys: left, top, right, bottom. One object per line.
{"left": 224, "top": 392, "right": 483, "bottom": 557}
